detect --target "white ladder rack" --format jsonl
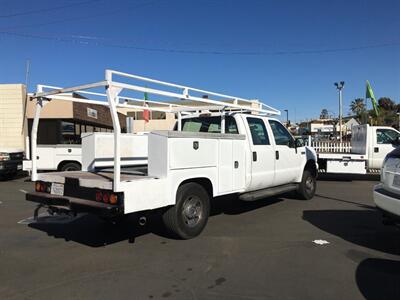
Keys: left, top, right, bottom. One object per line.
{"left": 30, "top": 69, "right": 280, "bottom": 191}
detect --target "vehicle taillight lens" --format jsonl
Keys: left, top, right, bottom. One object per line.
{"left": 102, "top": 192, "right": 110, "bottom": 203}
{"left": 109, "top": 194, "right": 118, "bottom": 205}
{"left": 35, "top": 182, "right": 48, "bottom": 192}
{"left": 95, "top": 191, "right": 102, "bottom": 202}
{"left": 35, "top": 182, "right": 41, "bottom": 192}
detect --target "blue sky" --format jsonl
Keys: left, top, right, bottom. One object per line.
{"left": 0, "top": 0, "right": 399, "bottom": 122}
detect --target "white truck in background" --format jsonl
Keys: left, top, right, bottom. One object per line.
{"left": 25, "top": 70, "right": 318, "bottom": 239}
{"left": 314, "top": 124, "right": 400, "bottom": 174}
{"left": 23, "top": 144, "right": 82, "bottom": 172}
{"left": 23, "top": 133, "right": 148, "bottom": 172}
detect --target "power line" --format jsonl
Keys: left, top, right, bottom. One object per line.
{"left": 0, "top": 0, "right": 102, "bottom": 18}
{"left": 0, "top": 0, "right": 163, "bottom": 30}
{"left": 1, "top": 30, "right": 400, "bottom": 56}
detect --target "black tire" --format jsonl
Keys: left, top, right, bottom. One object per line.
{"left": 162, "top": 182, "right": 210, "bottom": 239}
{"left": 297, "top": 169, "right": 316, "bottom": 200}
{"left": 60, "top": 162, "right": 81, "bottom": 172}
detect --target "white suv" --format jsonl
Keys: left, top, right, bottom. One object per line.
{"left": 373, "top": 147, "right": 400, "bottom": 225}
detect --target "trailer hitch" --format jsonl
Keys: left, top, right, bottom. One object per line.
{"left": 33, "top": 204, "right": 44, "bottom": 220}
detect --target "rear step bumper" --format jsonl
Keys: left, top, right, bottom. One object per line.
{"left": 26, "top": 192, "right": 123, "bottom": 217}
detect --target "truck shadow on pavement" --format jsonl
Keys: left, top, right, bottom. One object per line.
{"left": 28, "top": 196, "right": 283, "bottom": 247}
{"left": 303, "top": 209, "right": 400, "bottom": 255}
{"left": 317, "top": 173, "right": 380, "bottom": 182}
{"left": 356, "top": 258, "right": 400, "bottom": 300}
{"left": 304, "top": 209, "right": 400, "bottom": 299}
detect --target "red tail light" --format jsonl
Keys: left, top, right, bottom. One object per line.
{"left": 102, "top": 192, "right": 110, "bottom": 203}
{"left": 95, "top": 191, "right": 102, "bottom": 202}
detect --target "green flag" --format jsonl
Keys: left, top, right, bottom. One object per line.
{"left": 366, "top": 80, "right": 379, "bottom": 116}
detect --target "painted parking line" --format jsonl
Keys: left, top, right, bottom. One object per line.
{"left": 19, "top": 189, "right": 28, "bottom": 194}
{"left": 313, "top": 239, "right": 330, "bottom": 245}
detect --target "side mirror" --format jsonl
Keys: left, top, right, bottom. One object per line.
{"left": 392, "top": 137, "right": 400, "bottom": 147}
{"left": 295, "top": 138, "right": 305, "bottom": 148}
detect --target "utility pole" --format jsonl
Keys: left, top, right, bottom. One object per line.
{"left": 397, "top": 112, "right": 400, "bottom": 130}
{"left": 334, "top": 81, "right": 345, "bottom": 143}
{"left": 284, "top": 109, "right": 289, "bottom": 128}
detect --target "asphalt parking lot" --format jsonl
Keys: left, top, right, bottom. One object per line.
{"left": 0, "top": 174, "right": 399, "bottom": 300}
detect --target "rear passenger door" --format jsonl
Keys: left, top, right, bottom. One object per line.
{"left": 268, "top": 120, "right": 303, "bottom": 186}
{"left": 245, "top": 117, "right": 276, "bottom": 191}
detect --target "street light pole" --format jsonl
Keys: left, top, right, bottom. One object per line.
{"left": 334, "top": 81, "right": 345, "bottom": 143}
{"left": 284, "top": 109, "right": 289, "bottom": 127}
{"left": 397, "top": 112, "right": 400, "bottom": 130}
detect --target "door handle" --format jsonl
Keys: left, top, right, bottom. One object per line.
{"left": 374, "top": 147, "right": 379, "bottom": 153}
{"left": 275, "top": 151, "right": 279, "bottom": 160}
{"left": 234, "top": 161, "right": 239, "bottom": 168}
{"left": 252, "top": 151, "right": 257, "bottom": 162}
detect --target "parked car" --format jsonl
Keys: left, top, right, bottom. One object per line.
{"left": 373, "top": 147, "right": 400, "bottom": 225}
{"left": 0, "top": 148, "right": 24, "bottom": 180}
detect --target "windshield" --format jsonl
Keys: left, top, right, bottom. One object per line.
{"left": 377, "top": 129, "right": 400, "bottom": 144}
{"left": 181, "top": 116, "right": 239, "bottom": 134}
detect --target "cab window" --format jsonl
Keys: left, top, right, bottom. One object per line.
{"left": 377, "top": 129, "right": 400, "bottom": 144}
{"left": 269, "top": 120, "right": 294, "bottom": 147}
{"left": 181, "top": 116, "right": 238, "bottom": 134}
{"left": 247, "top": 117, "right": 270, "bottom": 145}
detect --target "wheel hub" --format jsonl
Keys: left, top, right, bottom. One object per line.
{"left": 182, "top": 196, "right": 203, "bottom": 227}
{"left": 306, "top": 177, "right": 315, "bottom": 192}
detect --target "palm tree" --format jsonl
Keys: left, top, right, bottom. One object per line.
{"left": 350, "top": 98, "right": 366, "bottom": 116}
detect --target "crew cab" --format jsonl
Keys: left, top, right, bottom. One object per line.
{"left": 25, "top": 70, "right": 318, "bottom": 239}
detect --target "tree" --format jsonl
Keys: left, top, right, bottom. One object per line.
{"left": 350, "top": 98, "right": 366, "bottom": 116}
{"left": 320, "top": 108, "right": 329, "bottom": 119}
{"left": 378, "top": 97, "right": 395, "bottom": 111}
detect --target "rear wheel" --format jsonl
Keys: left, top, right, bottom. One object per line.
{"left": 60, "top": 162, "right": 81, "bottom": 172}
{"left": 297, "top": 169, "right": 316, "bottom": 200}
{"left": 162, "top": 182, "right": 210, "bottom": 239}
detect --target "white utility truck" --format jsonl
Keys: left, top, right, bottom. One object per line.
{"left": 26, "top": 70, "right": 318, "bottom": 239}
{"left": 312, "top": 125, "right": 400, "bottom": 174}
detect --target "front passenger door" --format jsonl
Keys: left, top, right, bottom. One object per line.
{"left": 268, "top": 120, "right": 303, "bottom": 186}
{"left": 246, "top": 117, "right": 276, "bottom": 191}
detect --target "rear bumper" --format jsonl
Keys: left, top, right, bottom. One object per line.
{"left": 373, "top": 184, "right": 400, "bottom": 223}
{"left": 26, "top": 192, "right": 123, "bottom": 217}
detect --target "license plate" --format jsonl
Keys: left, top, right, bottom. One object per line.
{"left": 393, "top": 174, "right": 400, "bottom": 188}
{"left": 17, "top": 164, "right": 22, "bottom": 170}
{"left": 51, "top": 183, "right": 64, "bottom": 196}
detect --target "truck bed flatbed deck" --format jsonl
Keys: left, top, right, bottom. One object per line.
{"left": 37, "top": 167, "right": 153, "bottom": 190}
